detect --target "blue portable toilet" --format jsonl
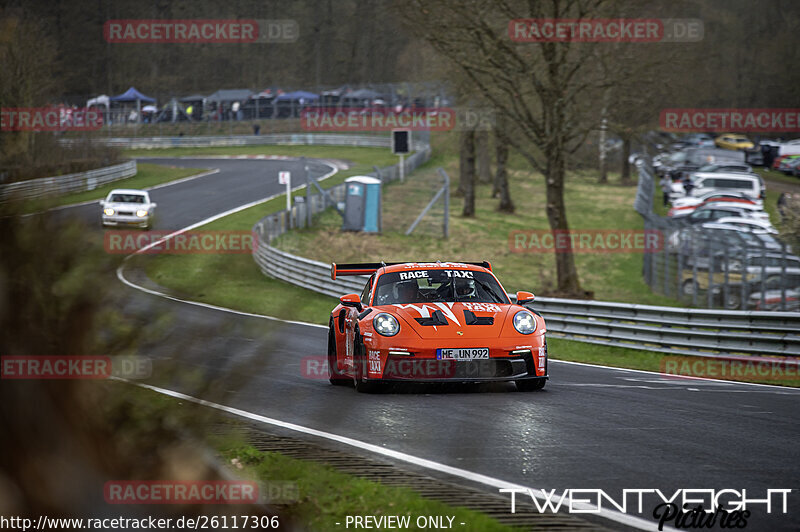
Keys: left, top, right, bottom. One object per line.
{"left": 342, "top": 176, "right": 381, "bottom": 233}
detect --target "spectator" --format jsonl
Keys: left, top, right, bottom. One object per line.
{"left": 682, "top": 174, "right": 695, "bottom": 196}
{"left": 778, "top": 193, "right": 792, "bottom": 221}
{"left": 660, "top": 174, "right": 672, "bottom": 206}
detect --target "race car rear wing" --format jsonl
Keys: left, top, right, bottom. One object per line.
{"left": 330, "top": 261, "right": 492, "bottom": 280}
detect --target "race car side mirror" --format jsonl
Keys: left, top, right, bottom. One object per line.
{"left": 516, "top": 291, "right": 535, "bottom": 305}
{"left": 340, "top": 294, "right": 363, "bottom": 312}
{"left": 99, "top": 200, "right": 105, "bottom": 206}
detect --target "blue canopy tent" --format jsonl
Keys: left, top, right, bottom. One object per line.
{"left": 110, "top": 87, "right": 156, "bottom": 123}
{"left": 275, "top": 90, "right": 320, "bottom": 118}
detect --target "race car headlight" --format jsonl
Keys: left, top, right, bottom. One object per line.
{"left": 513, "top": 311, "right": 537, "bottom": 335}
{"left": 103, "top": 208, "right": 115, "bottom": 216}
{"left": 373, "top": 313, "right": 399, "bottom": 337}
{"left": 135, "top": 209, "right": 148, "bottom": 218}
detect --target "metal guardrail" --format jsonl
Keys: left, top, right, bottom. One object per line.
{"left": 0, "top": 160, "right": 137, "bottom": 202}
{"left": 64, "top": 133, "right": 414, "bottom": 150}
{"left": 252, "top": 242, "right": 800, "bottom": 360}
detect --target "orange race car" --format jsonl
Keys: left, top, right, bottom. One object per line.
{"left": 327, "top": 261, "right": 548, "bottom": 392}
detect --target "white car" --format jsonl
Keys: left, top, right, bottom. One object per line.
{"left": 668, "top": 192, "right": 763, "bottom": 217}
{"left": 100, "top": 189, "right": 156, "bottom": 230}
{"left": 709, "top": 217, "right": 777, "bottom": 234}
{"left": 685, "top": 172, "right": 763, "bottom": 201}
{"left": 686, "top": 203, "right": 771, "bottom": 224}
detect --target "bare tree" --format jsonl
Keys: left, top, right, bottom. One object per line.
{"left": 492, "top": 115, "right": 514, "bottom": 212}
{"left": 459, "top": 128, "right": 476, "bottom": 216}
{"left": 475, "top": 129, "right": 492, "bottom": 184}
{"left": 399, "top": 0, "right": 620, "bottom": 294}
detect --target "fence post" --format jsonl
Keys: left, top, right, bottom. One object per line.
{"left": 304, "top": 157, "right": 312, "bottom": 227}
{"left": 662, "top": 226, "right": 669, "bottom": 296}
{"left": 691, "top": 228, "right": 698, "bottom": 307}
{"left": 707, "top": 231, "right": 714, "bottom": 309}
{"left": 780, "top": 242, "right": 788, "bottom": 311}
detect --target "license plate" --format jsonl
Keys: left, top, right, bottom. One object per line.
{"left": 436, "top": 348, "right": 489, "bottom": 360}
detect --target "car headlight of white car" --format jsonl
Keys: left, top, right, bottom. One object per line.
{"left": 136, "top": 209, "right": 148, "bottom": 218}
{"left": 513, "top": 310, "right": 537, "bottom": 334}
{"left": 103, "top": 208, "right": 115, "bottom": 216}
{"left": 373, "top": 313, "right": 399, "bottom": 337}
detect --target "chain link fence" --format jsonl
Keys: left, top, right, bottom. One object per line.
{"left": 635, "top": 160, "right": 798, "bottom": 311}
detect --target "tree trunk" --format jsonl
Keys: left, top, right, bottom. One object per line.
{"left": 598, "top": 118, "right": 608, "bottom": 184}
{"left": 494, "top": 136, "right": 514, "bottom": 212}
{"left": 475, "top": 129, "right": 492, "bottom": 184}
{"left": 455, "top": 129, "right": 469, "bottom": 196}
{"left": 621, "top": 136, "right": 633, "bottom": 185}
{"left": 544, "top": 145, "right": 582, "bottom": 294}
{"left": 598, "top": 88, "right": 610, "bottom": 184}
{"left": 460, "top": 129, "right": 476, "bottom": 217}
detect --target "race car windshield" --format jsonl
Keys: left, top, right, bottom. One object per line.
{"left": 110, "top": 194, "right": 146, "bottom": 203}
{"left": 373, "top": 270, "right": 509, "bottom": 305}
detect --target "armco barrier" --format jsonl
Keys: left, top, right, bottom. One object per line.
{"left": 62, "top": 133, "right": 403, "bottom": 150}
{"left": 252, "top": 243, "right": 800, "bottom": 361}
{"left": 1, "top": 160, "right": 136, "bottom": 202}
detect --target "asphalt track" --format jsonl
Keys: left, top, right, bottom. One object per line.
{"left": 54, "top": 157, "right": 800, "bottom": 531}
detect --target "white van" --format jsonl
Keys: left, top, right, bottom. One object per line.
{"left": 687, "top": 172, "right": 763, "bottom": 200}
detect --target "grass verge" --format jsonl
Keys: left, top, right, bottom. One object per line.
{"left": 275, "top": 160, "right": 680, "bottom": 306}
{"left": 216, "top": 441, "right": 516, "bottom": 531}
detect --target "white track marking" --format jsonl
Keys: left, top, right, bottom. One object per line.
{"left": 146, "top": 168, "right": 220, "bottom": 190}
{"left": 116, "top": 159, "right": 338, "bottom": 327}
{"left": 115, "top": 271, "right": 326, "bottom": 329}
{"left": 548, "top": 359, "right": 800, "bottom": 392}
{"left": 118, "top": 378, "right": 668, "bottom": 532}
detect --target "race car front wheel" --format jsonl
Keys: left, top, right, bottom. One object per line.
{"left": 353, "top": 329, "right": 382, "bottom": 393}
{"left": 516, "top": 378, "right": 546, "bottom": 392}
{"left": 327, "top": 321, "right": 349, "bottom": 386}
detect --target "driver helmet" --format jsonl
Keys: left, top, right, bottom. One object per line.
{"left": 394, "top": 280, "right": 418, "bottom": 302}
{"left": 455, "top": 278, "right": 476, "bottom": 298}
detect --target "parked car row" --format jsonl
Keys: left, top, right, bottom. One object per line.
{"left": 648, "top": 133, "right": 798, "bottom": 310}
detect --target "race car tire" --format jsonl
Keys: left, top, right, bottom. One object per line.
{"left": 515, "top": 378, "right": 546, "bottom": 392}
{"left": 353, "top": 329, "right": 382, "bottom": 393}
{"left": 327, "top": 320, "right": 349, "bottom": 386}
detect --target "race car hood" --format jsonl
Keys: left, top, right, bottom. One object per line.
{"left": 383, "top": 302, "right": 514, "bottom": 339}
